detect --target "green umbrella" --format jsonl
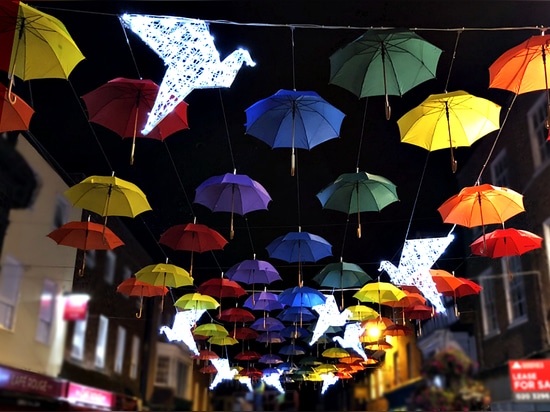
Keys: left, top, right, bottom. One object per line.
{"left": 329, "top": 28, "right": 442, "bottom": 119}
{"left": 316, "top": 170, "right": 399, "bottom": 238}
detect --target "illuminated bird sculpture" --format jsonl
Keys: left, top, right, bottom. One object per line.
{"left": 210, "top": 358, "right": 238, "bottom": 390}
{"left": 310, "top": 294, "right": 351, "bottom": 346}
{"left": 120, "top": 14, "right": 256, "bottom": 134}
{"left": 159, "top": 309, "right": 205, "bottom": 356}
{"left": 333, "top": 322, "right": 368, "bottom": 361}
{"left": 378, "top": 234, "right": 454, "bottom": 313}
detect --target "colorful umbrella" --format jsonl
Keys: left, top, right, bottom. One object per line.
{"left": 217, "top": 307, "right": 255, "bottom": 323}
{"left": 448, "top": 278, "right": 482, "bottom": 298}
{"left": 194, "top": 323, "right": 229, "bottom": 338}
{"left": 470, "top": 228, "right": 543, "bottom": 258}
{"left": 197, "top": 277, "right": 247, "bottom": 300}
{"left": 135, "top": 262, "right": 193, "bottom": 308}
{"left": 316, "top": 171, "right": 399, "bottom": 237}
{"left": 346, "top": 305, "right": 380, "bottom": 321}
{"left": 194, "top": 171, "right": 272, "bottom": 239}
{"left": 234, "top": 350, "right": 262, "bottom": 361}
{"left": 193, "top": 349, "right": 219, "bottom": 361}
{"left": 329, "top": 28, "right": 442, "bottom": 119}
{"left": 0, "top": 1, "right": 84, "bottom": 82}
{"left": 174, "top": 293, "right": 220, "bottom": 311}
{"left": 428, "top": 269, "right": 467, "bottom": 294}
{"left": 233, "top": 327, "right": 259, "bottom": 340}
{"left": 277, "top": 307, "right": 316, "bottom": 323}
{"left": 243, "top": 291, "right": 283, "bottom": 312}
{"left": 250, "top": 317, "right": 285, "bottom": 332}
{"left": 159, "top": 222, "right": 228, "bottom": 276}
{"left": 322, "top": 347, "right": 350, "bottom": 359}
{"left": 383, "top": 290, "right": 427, "bottom": 308}
{"left": 258, "top": 354, "right": 283, "bottom": 365}
{"left": 224, "top": 258, "right": 281, "bottom": 285}
{"left": 281, "top": 325, "right": 310, "bottom": 339}
{"left": 244, "top": 89, "right": 346, "bottom": 175}
{"left": 278, "top": 286, "right": 327, "bottom": 308}
{"left": 353, "top": 282, "right": 407, "bottom": 304}
{"left": 208, "top": 335, "right": 239, "bottom": 346}
{"left": 403, "top": 304, "right": 435, "bottom": 320}
{"left": 81, "top": 77, "right": 189, "bottom": 164}
{"left": 46, "top": 218, "right": 124, "bottom": 275}
{"left": 279, "top": 342, "right": 307, "bottom": 356}
{"left": 0, "top": 83, "right": 33, "bottom": 132}
{"left": 116, "top": 277, "right": 168, "bottom": 318}
{"left": 256, "top": 331, "right": 285, "bottom": 344}
{"left": 383, "top": 324, "right": 414, "bottom": 336}
{"left": 398, "top": 90, "right": 501, "bottom": 172}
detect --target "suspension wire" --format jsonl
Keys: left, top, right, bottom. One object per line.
{"left": 444, "top": 29, "right": 463, "bottom": 93}
{"left": 219, "top": 89, "right": 237, "bottom": 172}
{"left": 118, "top": 17, "right": 142, "bottom": 80}
{"left": 291, "top": 26, "right": 296, "bottom": 91}
{"left": 355, "top": 98, "right": 369, "bottom": 170}
{"left": 404, "top": 152, "right": 431, "bottom": 242}
{"left": 163, "top": 142, "right": 196, "bottom": 219}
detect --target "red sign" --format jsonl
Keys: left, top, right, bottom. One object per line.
{"left": 0, "top": 365, "right": 65, "bottom": 398}
{"left": 66, "top": 382, "right": 114, "bottom": 409}
{"left": 63, "top": 294, "right": 89, "bottom": 321}
{"left": 509, "top": 360, "right": 550, "bottom": 402}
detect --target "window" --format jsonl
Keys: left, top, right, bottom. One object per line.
{"left": 71, "top": 317, "right": 87, "bottom": 360}
{"left": 130, "top": 335, "right": 140, "bottom": 379}
{"left": 503, "top": 256, "right": 528, "bottom": 326}
{"left": 86, "top": 249, "right": 96, "bottom": 270}
{"left": 104, "top": 250, "right": 116, "bottom": 285}
{"left": 527, "top": 92, "right": 550, "bottom": 169}
{"left": 0, "top": 255, "right": 23, "bottom": 330}
{"left": 53, "top": 194, "right": 70, "bottom": 229}
{"left": 490, "top": 149, "right": 510, "bottom": 187}
{"left": 156, "top": 356, "right": 170, "bottom": 385}
{"left": 479, "top": 268, "right": 499, "bottom": 337}
{"left": 176, "top": 361, "right": 189, "bottom": 396}
{"left": 95, "top": 315, "right": 109, "bottom": 369}
{"left": 36, "top": 279, "right": 57, "bottom": 344}
{"left": 114, "top": 326, "right": 126, "bottom": 374}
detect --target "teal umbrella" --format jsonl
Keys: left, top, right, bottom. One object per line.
{"left": 313, "top": 261, "right": 372, "bottom": 308}
{"left": 316, "top": 170, "right": 399, "bottom": 237}
{"left": 329, "top": 28, "right": 442, "bottom": 119}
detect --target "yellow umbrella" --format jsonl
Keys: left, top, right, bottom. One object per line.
{"left": 135, "top": 262, "right": 193, "bottom": 309}
{"left": 398, "top": 90, "right": 501, "bottom": 172}
{"left": 322, "top": 347, "right": 350, "bottom": 359}
{"left": 353, "top": 282, "right": 406, "bottom": 304}
{"left": 346, "top": 304, "right": 379, "bottom": 321}
{"left": 314, "top": 363, "right": 338, "bottom": 374}
{"left": 174, "top": 293, "right": 220, "bottom": 311}
{"left": 194, "top": 323, "right": 229, "bottom": 338}
{"left": 209, "top": 335, "right": 239, "bottom": 346}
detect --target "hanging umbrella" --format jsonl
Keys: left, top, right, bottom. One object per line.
{"left": 383, "top": 324, "right": 414, "bottom": 336}
{"left": 135, "top": 262, "right": 193, "bottom": 308}
{"left": 46, "top": 218, "right": 124, "bottom": 275}
{"left": 0, "top": 83, "right": 33, "bottom": 132}
{"left": 346, "top": 305, "right": 380, "bottom": 321}
{"left": 81, "top": 77, "right": 189, "bottom": 164}
{"left": 277, "top": 307, "right": 316, "bottom": 323}
{"left": 321, "top": 347, "right": 350, "bottom": 359}
{"left": 250, "top": 317, "right": 285, "bottom": 332}
{"left": 224, "top": 258, "right": 281, "bottom": 285}
{"left": 258, "top": 354, "right": 283, "bottom": 365}
{"left": 279, "top": 343, "right": 307, "bottom": 356}
{"left": 299, "top": 356, "right": 322, "bottom": 366}
{"left": 116, "top": 277, "right": 168, "bottom": 318}
{"left": 329, "top": 28, "right": 442, "bottom": 119}
{"left": 470, "top": 228, "right": 543, "bottom": 258}
{"left": 244, "top": 89, "right": 346, "bottom": 175}
{"left": 398, "top": 90, "right": 501, "bottom": 172}
{"left": 234, "top": 350, "right": 262, "bottom": 361}
{"left": 316, "top": 171, "right": 399, "bottom": 237}
{"left": 0, "top": 1, "right": 84, "bottom": 87}
{"left": 448, "top": 278, "right": 482, "bottom": 298}
{"left": 281, "top": 325, "right": 310, "bottom": 340}
{"left": 199, "top": 364, "right": 218, "bottom": 374}
{"left": 217, "top": 307, "right": 255, "bottom": 323}
{"left": 239, "top": 367, "right": 263, "bottom": 378}
{"left": 266, "top": 230, "right": 332, "bottom": 285}
{"left": 256, "top": 331, "right": 285, "bottom": 344}
{"left": 383, "top": 290, "right": 427, "bottom": 308}
{"left": 208, "top": 335, "right": 239, "bottom": 346}
{"left": 233, "top": 327, "right": 259, "bottom": 340}
{"left": 403, "top": 304, "right": 435, "bottom": 320}
{"left": 193, "top": 349, "right": 220, "bottom": 361}
{"left": 194, "top": 171, "right": 272, "bottom": 239}
{"left": 174, "top": 293, "right": 220, "bottom": 311}
{"left": 194, "top": 323, "right": 229, "bottom": 338}
{"left": 278, "top": 286, "right": 327, "bottom": 308}
{"left": 428, "top": 269, "right": 467, "bottom": 294}
{"left": 64, "top": 173, "right": 152, "bottom": 234}
{"left": 243, "top": 291, "right": 283, "bottom": 312}
{"left": 197, "top": 277, "right": 247, "bottom": 300}
{"left": 438, "top": 183, "right": 525, "bottom": 250}
{"left": 353, "top": 282, "right": 407, "bottom": 304}
{"left": 159, "top": 222, "right": 228, "bottom": 276}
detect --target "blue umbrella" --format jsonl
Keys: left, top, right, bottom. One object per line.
{"left": 266, "top": 231, "right": 332, "bottom": 263}
{"left": 251, "top": 316, "right": 285, "bottom": 332}
{"left": 194, "top": 171, "right": 272, "bottom": 239}
{"left": 256, "top": 331, "right": 285, "bottom": 344}
{"left": 277, "top": 307, "right": 316, "bottom": 323}
{"left": 279, "top": 342, "right": 307, "bottom": 356}
{"left": 278, "top": 286, "right": 327, "bottom": 308}
{"left": 243, "top": 291, "right": 283, "bottom": 312}
{"left": 244, "top": 89, "right": 346, "bottom": 175}
{"left": 281, "top": 325, "right": 310, "bottom": 340}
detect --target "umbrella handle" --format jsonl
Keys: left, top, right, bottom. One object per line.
{"left": 130, "top": 106, "right": 139, "bottom": 165}
{"left": 136, "top": 295, "right": 143, "bottom": 318}
{"left": 7, "top": 75, "right": 17, "bottom": 105}
{"left": 78, "top": 250, "right": 86, "bottom": 277}
{"left": 385, "top": 99, "right": 391, "bottom": 121}
{"left": 291, "top": 149, "right": 296, "bottom": 177}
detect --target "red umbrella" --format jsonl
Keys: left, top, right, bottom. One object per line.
{"left": 429, "top": 269, "right": 466, "bottom": 295}
{"left": 451, "top": 278, "right": 483, "bottom": 298}
{"left": 159, "top": 222, "right": 228, "bottom": 276}
{"left": 193, "top": 349, "right": 220, "bottom": 361}
{"left": 403, "top": 304, "right": 435, "bottom": 320}
{"left": 238, "top": 367, "right": 263, "bottom": 378}
{"left": 217, "top": 308, "right": 255, "bottom": 323}
{"left": 383, "top": 324, "right": 414, "bottom": 336}
{"left": 233, "top": 327, "right": 259, "bottom": 340}
{"left": 0, "top": 83, "right": 34, "bottom": 132}
{"left": 197, "top": 277, "right": 248, "bottom": 299}
{"left": 47, "top": 219, "right": 124, "bottom": 276}
{"left": 81, "top": 77, "right": 189, "bottom": 164}
{"left": 116, "top": 277, "right": 168, "bottom": 318}
{"left": 199, "top": 364, "right": 218, "bottom": 374}
{"left": 234, "top": 350, "right": 262, "bottom": 361}
{"left": 470, "top": 228, "right": 543, "bottom": 258}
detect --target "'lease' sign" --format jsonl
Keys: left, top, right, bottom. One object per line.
{"left": 509, "top": 360, "right": 550, "bottom": 402}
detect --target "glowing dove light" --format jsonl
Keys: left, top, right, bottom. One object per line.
{"left": 310, "top": 295, "right": 351, "bottom": 346}
{"left": 159, "top": 309, "right": 206, "bottom": 356}
{"left": 120, "top": 14, "right": 256, "bottom": 135}
{"left": 332, "top": 322, "right": 368, "bottom": 361}
{"left": 379, "top": 234, "right": 454, "bottom": 313}
{"left": 237, "top": 375, "right": 254, "bottom": 392}
{"left": 320, "top": 372, "right": 339, "bottom": 394}
{"left": 210, "top": 358, "right": 238, "bottom": 390}
{"left": 262, "top": 371, "right": 285, "bottom": 394}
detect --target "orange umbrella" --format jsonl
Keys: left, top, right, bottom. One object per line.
{"left": 116, "top": 277, "right": 168, "bottom": 318}
{"left": 470, "top": 228, "right": 543, "bottom": 258}
{"left": 383, "top": 324, "right": 414, "bottom": 336}
{"left": 384, "top": 290, "right": 426, "bottom": 308}
{"left": 429, "top": 269, "right": 466, "bottom": 294}
{"left": 0, "top": 83, "right": 34, "bottom": 132}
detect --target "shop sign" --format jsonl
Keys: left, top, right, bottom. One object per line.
{"left": 509, "top": 359, "right": 550, "bottom": 402}
{"left": 63, "top": 293, "right": 89, "bottom": 321}
{"left": 66, "top": 382, "right": 114, "bottom": 409}
{"left": 0, "top": 364, "right": 65, "bottom": 397}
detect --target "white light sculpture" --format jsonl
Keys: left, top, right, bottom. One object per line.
{"left": 159, "top": 309, "right": 206, "bottom": 356}
{"left": 310, "top": 295, "right": 351, "bottom": 346}
{"left": 210, "top": 358, "right": 238, "bottom": 390}
{"left": 237, "top": 375, "right": 253, "bottom": 392}
{"left": 379, "top": 234, "right": 454, "bottom": 313}
{"left": 333, "top": 322, "right": 368, "bottom": 361}
{"left": 120, "top": 13, "right": 256, "bottom": 135}
{"left": 262, "top": 371, "right": 285, "bottom": 394}
{"left": 320, "top": 372, "right": 339, "bottom": 394}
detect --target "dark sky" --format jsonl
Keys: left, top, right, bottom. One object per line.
{"left": 17, "top": 1, "right": 549, "bottom": 292}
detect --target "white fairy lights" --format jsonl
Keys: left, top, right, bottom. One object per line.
{"left": 210, "top": 358, "right": 238, "bottom": 389}
{"left": 262, "top": 370, "right": 285, "bottom": 393}
{"left": 310, "top": 294, "right": 351, "bottom": 346}
{"left": 379, "top": 234, "right": 454, "bottom": 313}
{"left": 333, "top": 322, "right": 368, "bottom": 361}
{"left": 159, "top": 309, "right": 206, "bottom": 356}
{"left": 320, "top": 372, "right": 339, "bottom": 394}
{"left": 120, "top": 14, "right": 255, "bottom": 134}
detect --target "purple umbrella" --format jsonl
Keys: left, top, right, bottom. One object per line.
{"left": 225, "top": 259, "right": 281, "bottom": 285}
{"left": 256, "top": 331, "right": 285, "bottom": 344}
{"left": 243, "top": 291, "right": 283, "bottom": 312}
{"left": 251, "top": 316, "right": 285, "bottom": 332}
{"left": 194, "top": 171, "right": 272, "bottom": 239}
{"left": 258, "top": 354, "right": 284, "bottom": 364}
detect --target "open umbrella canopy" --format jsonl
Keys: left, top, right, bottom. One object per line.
{"left": 159, "top": 222, "right": 228, "bottom": 252}
{"left": 47, "top": 220, "right": 124, "bottom": 251}
{"left": 428, "top": 269, "right": 467, "bottom": 295}
{"left": 194, "top": 323, "right": 229, "bottom": 338}
{"left": 0, "top": 83, "right": 34, "bottom": 132}
{"left": 233, "top": 327, "right": 259, "bottom": 340}
{"left": 224, "top": 259, "right": 281, "bottom": 285}
{"left": 278, "top": 286, "right": 327, "bottom": 308}
{"left": 258, "top": 354, "right": 283, "bottom": 365}
{"left": 135, "top": 262, "right": 193, "bottom": 288}
{"left": 256, "top": 331, "right": 285, "bottom": 344}
{"left": 353, "top": 282, "right": 407, "bottom": 304}
{"left": 266, "top": 231, "right": 332, "bottom": 263}
{"left": 250, "top": 317, "right": 285, "bottom": 332}
{"left": 313, "top": 261, "right": 372, "bottom": 289}
{"left": 217, "top": 307, "right": 255, "bottom": 323}
{"left": 193, "top": 349, "right": 219, "bottom": 361}
{"left": 208, "top": 335, "right": 239, "bottom": 346}
{"left": 470, "top": 228, "right": 543, "bottom": 258}
{"left": 403, "top": 304, "right": 435, "bottom": 320}
{"left": 281, "top": 325, "right": 310, "bottom": 339}
{"left": 322, "top": 347, "right": 350, "bottom": 359}
{"left": 277, "top": 307, "right": 316, "bottom": 323}
{"left": 197, "top": 277, "right": 247, "bottom": 299}
{"left": 346, "top": 305, "right": 380, "bottom": 321}
{"left": 329, "top": 28, "right": 442, "bottom": 119}
{"left": 279, "top": 343, "right": 307, "bottom": 356}
{"left": 234, "top": 350, "right": 262, "bottom": 361}
{"left": 243, "top": 291, "right": 283, "bottom": 312}
{"left": 173, "top": 293, "right": 220, "bottom": 311}
{"left": 116, "top": 277, "right": 168, "bottom": 297}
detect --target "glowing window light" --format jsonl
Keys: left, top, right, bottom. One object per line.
{"left": 159, "top": 309, "right": 205, "bottom": 356}
{"left": 210, "top": 358, "right": 239, "bottom": 390}
{"left": 262, "top": 371, "right": 285, "bottom": 394}
{"left": 320, "top": 372, "right": 339, "bottom": 394}
{"left": 379, "top": 234, "right": 454, "bottom": 313}
{"left": 310, "top": 295, "right": 351, "bottom": 346}
{"left": 120, "top": 13, "right": 256, "bottom": 135}
{"left": 332, "top": 322, "right": 368, "bottom": 361}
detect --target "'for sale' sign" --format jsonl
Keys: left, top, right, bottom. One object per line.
{"left": 509, "top": 359, "right": 550, "bottom": 402}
